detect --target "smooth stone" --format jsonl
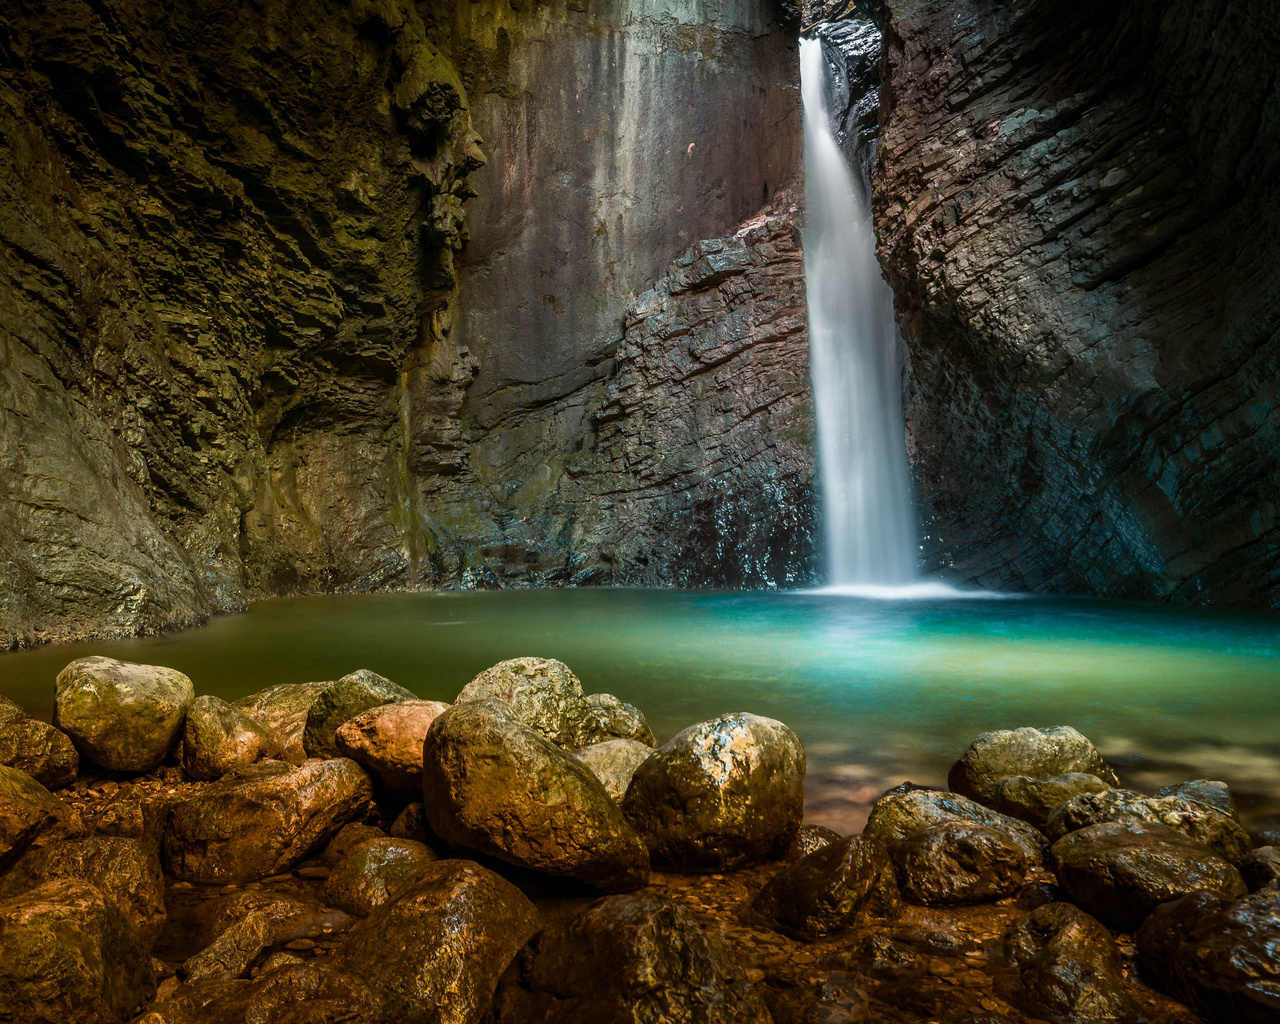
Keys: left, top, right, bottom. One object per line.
{"left": 322, "top": 822, "right": 386, "bottom": 866}
{"left": 182, "top": 695, "right": 283, "bottom": 781}
{"left": 0, "top": 879, "right": 154, "bottom": 1022}
{"left": 1154, "top": 778, "right": 1238, "bottom": 820}
{"left": 749, "top": 834, "right": 900, "bottom": 939}
{"left": 1051, "top": 820, "right": 1247, "bottom": 929}
{"left": 0, "top": 764, "right": 77, "bottom": 872}
{"left": 894, "top": 821, "right": 1030, "bottom": 905}
{"left": 340, "top": 860, "right": 541, "bottom": 1024}
{"left": 0, "top": 835, "right": 166, "bottom": 945}
{"left": 303, "top": 670, "right": 416, "bottom": 760}
{"left": 1137, "top": 887, "right": 1280, "bottom": 1024}
{"left": 991, "top": 773, "right": 1111, "bottom": 830}
{"left": 490, "top": 893, "right": 772, "bottom": 1024}
{"left": 1239, "top": 846, "right": 1280, "bottom": 892}
{"left": 323, "top": 837, "right": 439, "bottom": 916}
{"left": 0, "top": 695, "right": 78, "bottom": 789}
{"left": 784, "top": 822, "right": 843, "bottom": 862}
{"left": 862, "top": 788, "right": 1046, "bottom": 865}
{"left": 335, "top": 699, "right": 451, "bottom": 790}
{"left": 1045, "top": 788, "right": 1252, "bottom": 862}
{"left": 621, "top": 712, "right": 805, "bottom": 872}
{"left": 571, "top": 738, "right": 654, "bottom": 803}
{"left": 54, "top": 656, "right": 194, "bottom": 772}
{"left": 948, "top": 726, "right": 1120, "bottom": 805}
{"left": 1003, "top": 902, "right": 1140, "bottom": 1024}
{"left": 232, "top": 681, "right": 331, "bottom": 765}
{"left": 164, "top": 759, "right": 373, "bottom": 884}
{"left": 422, "top": 700, "right": 649, "bottom": 892}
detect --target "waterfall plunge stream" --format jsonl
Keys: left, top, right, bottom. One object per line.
{"left": 801, "top": 36, "right": 917, "bottom": 587}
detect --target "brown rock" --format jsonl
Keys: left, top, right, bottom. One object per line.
{"left": 0, "top": 696, "right": 78, "bottom": 789}
{"left": 0, "top": 764, "right": 75, "bottom": 873}
{"left": 991, "top": 773, "right": 1112, "bottom": 831}
{"left": 323, "top": 837, "right": 439, "bottom": 916}
{"left": 182, "top": 695, "right": 283, "bottom": 781}
{"left": 948, "top": 727, "right": 1119, "bottom": 805}
{"left": 336, "top": 700, "right": 451, "bottom": 790}
{"left": 322, "top": 822, "right": 386, "bottom": 866}
{"left": 862, "top": 787, "right": 1046, "bottom": 866}
{"left": 570, "top": 738, "right": 654, "bottom": 803}
{"left": 302, "top": 670, "right": 416, "bottom": 760}
{"left": 231, "top": 681, "right": 332, "bottom": 765}
{"left": 894, "top": 821, "right": 1030, "bottom": 905}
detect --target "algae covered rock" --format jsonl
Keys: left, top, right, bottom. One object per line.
{"left": 164, "top": 759, "right": 373, "bottom": 884}
{"left": 991, "top": 773, "right": 1111, "bottom": 830}
{"left": 947, "top": 726, "right": 1119, "bottom": 805}
{"left": 894, "top": 821, "right": 1029, "bottom": 905}
{"left": 0, "top": 764, "right": 76, "bottom": 873}
{"left": 0, "top": 695, "right": 78, "bottom": 789}
{"left": 621, "top": 712, "right": 805, "bottom": 871}
{"left": 335, "top": 699, "right": 451, "bottom": 790}
{"left": 232, "top": 681, "right": 332, "bottom": 765}
{"left": 53, "top": 656, "right": 194, "bottom": 772}
{"left": 182, "top": 695, "right": 283, "bottom": 781}
{"left": 489, "top": 893, "right": 772, "bottom": 1024}
{"left": 323, "top": 837, "right": 439, "bottom": 916}
{"left": 421, "top": 700, "right": 649, "bottom": 892}
{"left": 862, "top": 787, "right": 1046, "bottom": 865}
{"left": 303, "top": 670, "right": 416, "bottom": 759}
{"left": 571, "top": 738, "right": 654, "bottom": 803}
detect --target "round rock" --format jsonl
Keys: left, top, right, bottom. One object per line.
{"left": 571, "top": 738, "right": 654, "bottom": 803}
{"left": 784, "top": 822, "right": 843, "bottom": 862}
{"left": 862, "top": 787, "right": 1046, "bottom": 865}
{"left": 947, "top": 726, "right": 1119, "bottom": 805}
{"left": 0, "top": 696, "right": 78, "bottom": 789}
{"left": 182, "top": 695, "right": 283, "bottom": 781}
{"left": 0, "top": 764, "right": 77, "bottom": 873}
{"left": 323, "top": 837, "right": 439, "bottom": 916}
{"left": 991, "top": 773, "right": 1111, "bottom": 830}
{"left": 232, "top": 680, "right": 332, "bottom": 765}
{"left": 335, "top": 699, "right": 451, "bottom": 790}
{"left": 302, "top": 669, "right": 416, "bottom": 760}
{"left": 894, "top": 821, "right": 1030, "bottom": 905}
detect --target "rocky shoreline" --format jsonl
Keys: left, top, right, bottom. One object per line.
{"left": 0, "top": 657, "right": 1276, "bottom": 1023}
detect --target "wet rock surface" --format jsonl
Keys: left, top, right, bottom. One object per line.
{"left": 0, "top": 764, "right": 77, "bottom": 872}
{"left": 323, "top": 838, "right": 439, "bottom": 917}
{"left": 1239, "top": 846, "right": 1280, "bottom": 892}
{"left": 302, "top": 671, "right": 416, "bottom": 760}
{"left": 335, "top": 700, "right": 451, "bottom": 791}
{"left": 571, "top": 738, "right": 655, "bottom": 803}
{"left": 991, "top": 773, "right": 1112, "bottom": 831}
{"left": 948, "top": 727, "right": 1120, "bottom": 805}
{"left": 894, "top": 822, "right": 1030, "bottom": 906}
{"left": 1154, "top": 779, "right": 1238, "bottom": 820}
{"left": 231, "top": 682, "right": 332, "bottom": 766}
{"left": 181, "top": 696, "right": 282, "bottom": 782}
{"left": 862, "top": 788, "right": 1046, "bottom": 866}
{"left": 0, "top": 696, "right": 78, "bottom": 789}
{"left": 784, "top": 822, "right": 844, "bottom": 862}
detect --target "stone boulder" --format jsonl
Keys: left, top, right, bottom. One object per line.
{"left": 0, "top": 695, "right": 78, "bottom": 789}
{"left": 148, "top": 961, "right": 379, "bottom": 1024}
{"left": 1045, "top": 788, "right": 1252, "bottom": 862}
{"left": 862, "top": 788, "right": 1046, "bottom": 865}
{"left": 894, "top": 821, "right": 1029, "bottom": 905}
{"left": 182, "top": 911, "right": 276, "bottom": 984}
{"left": 1138, "top": 887, "right": 1280, "bottom": 1024}
{"left": 340, "top": 860, "right": 541, "bottom": 1024}
{"left": 1239, "top": 846, "right": 1280, "bottom": 892}
{"left": 571, "top": 738, "right": 654, "bottom": 803}
{"left": 421, "top": 700, "right": 649, "bottom": 892}
{"left": 991, "top": 773, "right": 1111, "bottom": 830}
{"left": 947, "top": 726, "right": 1119, "bottom": 805}
{"left": 164, "top": 759, "right": 373, "bottom": 884}
{"left": 1051, "top": 821, "right": 1246, "bottom": 929}
{"left": 0, "top": 835, "right": 166, "bottom": 945}
{"left": 0, "top": 764, "right": 77, "bottom": 872}
{"left": 583, "top": 693, "right": 656, "bottom": 746}
{"left": 335, "top": 700, "right": 451, "bottom": 790}
{"left": 389, "top": 802, "right": 433, "bottom": 844}
{"left": 1003, "top": 902, "right": 1139, "bottom": 1024}
{"left": 784, "top": 822, "right": 843, "bottom": 862}
{"left": 324, "top": 837, "right": 439, "bottom": 916}
{"left": 232, "top": 680, "right": 331, "bottom": 765}
{"left": 303, "top": 670, "right": 416, "bottom": 760}
{"left": 621, "top": 713, "right": 805, "bottom": 871}
{"left": 53, "top": 656, "right": 194, "bottom": 772}
{"left": 1154, "top": 779, "right": 1237, "bottom": 820}
{"left": 322, "top": 822, "right": 387, "bottom": 866}
{"left": 489, "top": 893, "right": 772, "bottom": 1024}
{"left": 0, "top": 879, "right": 154, "bottom": 1023}
{"left": 749, "top": 834, "right": 900, "bottom": 939}
{"left": 182, "top": 695, "right": 283, "bottom": 781}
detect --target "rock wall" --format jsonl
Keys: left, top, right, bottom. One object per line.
{"left": 873, "top": 0, "right": 1280, "bottom": 604}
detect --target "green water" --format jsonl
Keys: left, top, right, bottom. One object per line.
{"left": 3, "top": 589, "right": 1279, "bottom": 821}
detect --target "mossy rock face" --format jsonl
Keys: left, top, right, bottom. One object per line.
{"left": 893, "top": 821, "right": 1030, "bottom": 906}
{"left": 336, "top": 700, "right": 452, "bottom": 791}
{"left": 947, "top": 727, "right": 1120, "bottom": 806}
{"left": 183, "top": 695, "right": 284, "bottom": 781}
{"left": 0, "top": 878, "right": 155, "bottom": 1023}
{"left": 54, "top": 657, "right": 194, "bottom": 773}
{"left": 0, "top": 696, "right": 78, "bottom": 790}
{"left": 323, "top": 837, "right": 439, "bottom": 917}
{"left": 621, "top": 713, "right": 805, "bottom": 872}
{"left": 303, "top": 671, "right": 417, "bottom": 760}
{"left": 570, "top": 738, "right": 654, "bottom": 804}
{"left": 992, "top": 773, "right": 1112, "bottom": 831}
{"left": 862, "top": 788, "right": 1047, "bottom": 866}
{"left": 0, "top": 764, "right": 74, "bottom": 873}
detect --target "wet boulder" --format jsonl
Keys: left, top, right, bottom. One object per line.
{"left": 149, "top": 962, "right": 379, "bottom": 1024}
{"left": 784, "top": 822, "right": 843, "bottom": 862}
{"left": 0, "top": 879, "right": 154, "bottom": 1022}
{"left": 323, "top": 837, "right": 439, "bottom": 916}
{"left": 1239, "top": 846, "right": 1280, "bottom": 891}
{"left": 948, "top": 726, "right": 1120, "bottom": 805}
{"left": 621, "top": 712, "right": 805, "bottom": 871}
{"left": 0, "top": 764, "right": 77, "bottom": 872}
{"left": 991, "top": 773, "right": 1111, "bottom": 830}
{"left": 389, "top": 802, "right": 433, "bottom": 844}
{"left": 0, "top": 695, "right": 78, "bottom": 789}
{"left": 182, "top": 911, "right": 276, "bottom": 984}
{"left": 182, "top": 695, "right": 283, "bottom": 781}
{"left": 894, "top": 821, "right": 1030, "bottom": 905}
{"left": 322, "top": 822, "right": 386, "bottom": 866}
{"left": 335, "top": 699, "right": 451, "bottom": 790}
{"left": 53, "top": 656, "right": 194, "bottom": 772}
{"left": 164, "top": 759, "right": 373, "bottom": 884}
{"left": 749, "top": 834, "right": 900, "bottom": 939}
{"left": 232, "top": 680, "right": 331, "bottom": 765}
{"left": 421, "top": 700, "right": 649, "bottom": 892}
{"left": 583, "top": 692, "right": 656, "bottom": 746}
{"left": 862, "top": 787, "right": 1046, "bottom": 865}
{"left": 1003, "top": 902, "right": 1139, "bottom": 1024}
{"left": 1154, "top": 778, "right": 1238, "bottom": 820}
{"left": 302, "top": 670, "right": 416, "bottom": 759}
{"left": 571, "top": 738, "right": 654, "bottom": 803}
{"left": 489, "top": 893, "right": 772, "bottom": 1024}
{"left": 340, "top": 859, "right": 541, "bottom": 1024}
{"left": 1051, "top": 821, "right": 1246, "bottom": 929}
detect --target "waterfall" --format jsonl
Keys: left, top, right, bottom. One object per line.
{"left": 800, "top": 35, "right": 917, "bottom": 587}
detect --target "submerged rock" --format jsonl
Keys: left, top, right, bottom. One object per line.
{"left": 335, "top": 699, "right": 451, "bottom": 790}
{"left": 991, "top": 773, "right": 1111, "bottom": 830}
{"left": 421, "top": 700, "right": 649, "bottom": 892}
{"left": 181, "top": 695, "right": 283, "bottom": 781}
{"left": 0, "top": 764, "right": 76, "bottom": 872}
{"left": 232, "top": 681, "right": 332, "bottom": 765}
{"left": 53, "top": 656, "right": 194, "bottom": 772}
{"left": 323, "top": 837, "right": 439, "bottom": 916}
{"left": 862, "top": 788, "right": 1046, "bottom": 865}
{"left": 489, "top": 893, "right": 772, "bottom": 1024}
{"left": 947, "top": 727, "right": 1119, "bottom": 805}
{"left": 302, "top": 670, "right": 416, "bottom": 759}
{"left": 571, "top": 738, "right": 654, "bottom": 803}
{"left": 621, "top": 713, "right": 805, "bottom": 871}
{"left": 0, "top": 695, "right": 78, "bottom": 789}
{"left": 894, "top": 821, "right": 1029, "bottom": 905}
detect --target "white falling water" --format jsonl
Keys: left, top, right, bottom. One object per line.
{"left": 800, "top": 36, "right": 917, "bottom": 587}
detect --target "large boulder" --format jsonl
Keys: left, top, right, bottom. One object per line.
{"left": 571, "top": 738, "right": 654, "bottom": 803}
{"left": 232, "top": 680, "right": 331, "bottom": 765}
{"left": 894, "top": 821, "right": 1029, "bottom": 905}
{"left": 164, "top": 759, "right": 373, "bottom": 884}
{"left": 335, "top": 700, "right": 451, "bottom": 790}
{"left": 1045, "top": 788, "right": 1252, "bottom": 862}
{"left": 749, "top": 834, "right": 900, "bottom": 939}
{"left": 862, "top": 787, "right": 1046, "bottom": 865}
{"left": 991, "top": 773, "right": 1112, "bottom": 830}
{"left": 340, "top": 860, "right": 541, "bottom": 1024}
{"left": 489, "top": 893, "right": 772, "bottom": 1024}
{"left": 1138, "top": 887, "right": 1280, "bottom": 1024}
{"left": 0, "top": 836, "right": 166, "bottom": 945}
{"left": 948, "top": 727, "right": 1119, "bottom": 805}
{"left": 421, "top": 700, "right": 649, "bottom": 892}
{"left": 303, "top": 670, "right": 416, "bottom": 759}
{"left": 323, "top": 837, "right": 439, "bottom": 917}
{"left": 1003, "top": 902, "right": 1140, "bottom": 1024}
{"left": 0, "top": 764, "right": 77, "bottom": 872}
{"left": 0, "top": 879, "right": 154, "bottom": 1023}
{"left": 182, "top": 695, "right": 283, "bottom": 781}
{"left": 1051, "top": 821, "right": 1247, "bottom": 929}
{"left": 621, "top": 713, "right": 805, "bottom": 871}
{"left": 53, "top": 657, "right": 194, "bottom": 772}
{"left": 0, "top": 696, "right": 78, "bottom": 789}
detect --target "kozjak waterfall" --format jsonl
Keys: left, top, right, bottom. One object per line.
{"left": 800, "top": 36, "right": 917, "bottom": 588}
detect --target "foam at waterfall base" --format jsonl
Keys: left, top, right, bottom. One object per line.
{"left": 804, "top": 581, "right": 1017, "bottom": 600}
